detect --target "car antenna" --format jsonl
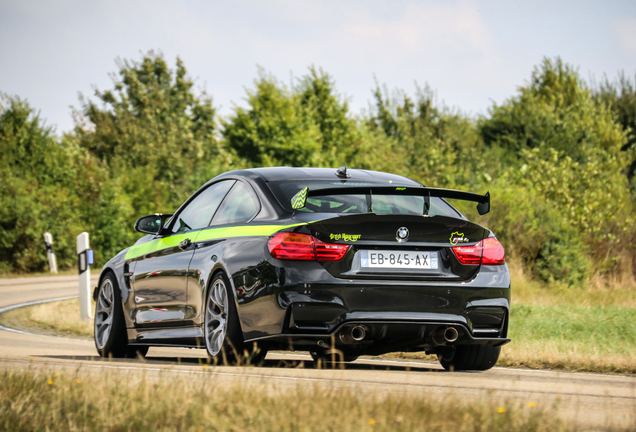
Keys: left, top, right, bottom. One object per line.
{"left": 335, "top": 166, "right": 350, "bottom": 179}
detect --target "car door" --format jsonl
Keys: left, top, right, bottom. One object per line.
{"left": 130, "top": 180, "right": 235, "bottom": 328}
{"left": 186, "top": 180, "right": 261, "bottom": 323}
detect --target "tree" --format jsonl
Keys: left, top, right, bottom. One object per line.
{"left": 479, "top": 58, "right": 634, "bottom": 284}
{"left": 223, "top": 67, "right": 361, "bottom": 168}
{"left": 0, "top": 94, "right": 82, "bottom": 273}
{"left": 296, "top": 68, "right": 361, "bottom": 166}
{"left": 593, "top": 72, "right": 636, "bottom": 189}
{"left": 363, "top": 84, "right": 484, "bottom": 189}
{"left": 74, "top": 51, "right": 221, "bottom": 210}
{"left": 71, "top": 52, "right": 224, "bottom": 262}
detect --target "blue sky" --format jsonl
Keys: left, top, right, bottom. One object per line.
{"left": 1, "top": 0, "right": 635, "bottom": 134}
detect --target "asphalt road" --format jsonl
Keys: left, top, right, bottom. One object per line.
{"left": 1, "top": 275, "right": 634, "bottom": 430}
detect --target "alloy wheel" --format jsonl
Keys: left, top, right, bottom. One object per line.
{"left": 205, "top": 278, "right": 229, "bottom": 356}
{"left": 94, "top": 278, "right": 114, "bottom": 350}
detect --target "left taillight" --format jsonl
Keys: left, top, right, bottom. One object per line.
{"left": 452, "top": 237, "right": 505, "bottom": 266}
{"left": 268, "top": 233, "right": 350, "bottom": 261}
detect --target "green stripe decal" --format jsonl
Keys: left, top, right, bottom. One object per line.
{"left": 291, "top": 186, "right": 309, "bottom": 210}
{"left": 124, "top": 223, "right": 303, "bottom": 260}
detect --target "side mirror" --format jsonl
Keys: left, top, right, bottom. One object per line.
{"left": 134, "top": 214, "right": 173, "bottom": 235}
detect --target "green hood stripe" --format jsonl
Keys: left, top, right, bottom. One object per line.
{"left": 124, "top": 223, "right": 303, "bottom": 260}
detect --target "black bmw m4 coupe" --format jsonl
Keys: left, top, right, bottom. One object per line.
{"left": 94, "top": 167, "right": 510, "bottom": 370}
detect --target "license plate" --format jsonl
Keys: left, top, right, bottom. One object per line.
{"left": 360, "top": 250, "right": 438, "bottom": 269}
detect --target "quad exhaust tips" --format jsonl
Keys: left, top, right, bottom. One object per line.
{"left": 432, "top": 326, "right": 459, "bottom": 346}
{"left": 339, "top": 325, "right": 367, "bottom": 344}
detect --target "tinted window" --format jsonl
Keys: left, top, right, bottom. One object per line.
{"left": 212, "top": 181, "right": 259, "bottom": 225}
{"left": 171, "top": 180, "right": 235, "bottom": 234}
{"left": 267, "top": 180, "right": 462, "bottom": 218}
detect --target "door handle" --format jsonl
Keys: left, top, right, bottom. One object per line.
{"left": 179, "top": 238, "right": 192, "bottom": 251}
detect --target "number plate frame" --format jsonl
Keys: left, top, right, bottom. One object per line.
{"left": 360, "top": 250, "right": 439, "bottom": 270}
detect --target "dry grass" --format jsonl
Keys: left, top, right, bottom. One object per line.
{"left": 0, "top": 298, "right": 93, "bottom": 339}
{"left": 0, "top": 367, "right": 571, "bottom": 432}
{"left": 497, "top": 347, "right": 636, "bottom": 374}
{"left": 0, "top": 269, "right": 79, "bottom": 278}
{"left": 507, "top": 256, "right": 636, "bottom": 307}
{"left": 390, "top": 345, "right": 636, "bottom": 375}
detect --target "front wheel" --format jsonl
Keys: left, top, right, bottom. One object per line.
{"left": 437, "top": 344, "right": 501, "bottom": 371}
{"left": 94, "top": 272, "right": 129, "bottom": 358}
{"left": 204, "top": 273, "right": 244, "bottom": 365}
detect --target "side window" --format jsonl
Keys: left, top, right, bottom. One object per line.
{"left": 212, "top": 181, "right": 259, "bottom": 225}
{"left": 171, "top": 180, "right": 235, "bottom": 234}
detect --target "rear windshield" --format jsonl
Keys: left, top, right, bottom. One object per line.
{"left": 267, "top": 180, "right": 462, "bottom": 218}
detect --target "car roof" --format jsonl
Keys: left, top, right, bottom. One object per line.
{"left": 237, "top": 167, "right": 423, "bottom": 185}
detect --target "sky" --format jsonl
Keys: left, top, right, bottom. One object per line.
{"left": 1, "top": 0, "right": 635, "bottom": 135}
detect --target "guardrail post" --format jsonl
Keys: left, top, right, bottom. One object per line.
{"left": 43, "top": 232, "right": 58, "bottom": 274}
{"left": 76, "top": 232, "right": 94, "bottom": 320}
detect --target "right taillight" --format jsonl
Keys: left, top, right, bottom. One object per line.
{"left": 268, "top": 233, "right": 350, "bottom": 261}
{"left": 481, "top": 237, "right": 505, "bottom": 265}
{"left": 452, "top": 237, "right": 505, "bottom": 266}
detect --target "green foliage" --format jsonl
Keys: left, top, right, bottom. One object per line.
{"left": 361, "top": 85, "right": 484, "bottom": 189}
{"left": 74, "top": 51, "right": 220, "bottom": 205}
{"left": 70, "top": 52, "right": 227, "bottom": 262}
{"left": 592, "top": 72, "right": 636, "bottom": 188}
{"left": 482, "top": 185, "right": 591, "bottom": 286}
{"left": 0, "top": 94, "right": 83, "bottom": 272}
{"left": 479, "top": 57, "right": 634, "bottom": 284}
{"left": 223, "top": 67, "right": 362, "bottom": 167}
{"left": 2, "top": 55, "right": 635, "bottom": 289}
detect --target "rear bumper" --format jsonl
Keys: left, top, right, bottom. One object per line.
{"left": 235, "top": 261, "right": 511, "bottom": 354}
{"left": 248, "top": 318, "right": 510, "bottom": 355}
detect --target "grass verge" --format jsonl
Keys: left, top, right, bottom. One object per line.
{"left": 0, "top": 269, "right": 80, "bottom": 278}
{"left": 0, "top": 368, "right": 570, "bottom": 432}
{"left": 0, "top": 298, "right": 93, "bottom": 339}
{"left": 389, "top": 303, "right": 636, "bottom": 374}
{"left": 500, "top": 304, "right": 636, "bottom": 373}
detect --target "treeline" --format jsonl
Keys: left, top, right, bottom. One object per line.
{"left": 1, "top": 52, "right": 635, "bottom": 288}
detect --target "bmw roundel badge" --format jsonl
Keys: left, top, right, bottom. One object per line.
{"left": 396, "top": 227, "right": 409, "bottom": 242}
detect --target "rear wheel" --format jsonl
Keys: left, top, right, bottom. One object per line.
{"left": 437, "top": 344, "right": 501, "bottom": 371}
{"left": 204, "top": 273, "right": 244, "bottom": 365}
{"left": 94, "top": 272, "right": 130, "bottom": 358}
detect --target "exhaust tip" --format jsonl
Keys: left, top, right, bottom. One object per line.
{"left": 351, "top": 325, "right": 366, "bottom": 342}
{"left": 340, "top": 325, "right": 367, "bottom": 344}
{"left": 431, "top": 326, "right": 460, "bottom": 346}
{"left": 444, "top": 327, "right": 459, "bottom": 343}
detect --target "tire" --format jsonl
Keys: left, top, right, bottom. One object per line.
{"left": 204, "top": 273, "right": 244, "bottom": 365}
{"left": 94, "top": 272, "right": 130, "bottom": 358}
{"left": 437, "top": 344, "right": 501, "bottom": 371}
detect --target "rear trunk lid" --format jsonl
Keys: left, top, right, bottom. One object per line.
{"left": 307, "top": 213, "right": 487, "bottom": 281}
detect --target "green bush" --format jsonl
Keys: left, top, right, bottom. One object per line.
{"left": 1, "top": 55, "right": 635, "bottom": 289}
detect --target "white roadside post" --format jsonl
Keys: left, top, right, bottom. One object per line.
{"left": 76, "top": 232, "right": 94, "bottom": 320}
{"left": 43, "top": 232, "right": 58, "bottom": 274}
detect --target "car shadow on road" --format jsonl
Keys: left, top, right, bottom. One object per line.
{"left": 38, "top": 354, "right": 443, "bottom": 373}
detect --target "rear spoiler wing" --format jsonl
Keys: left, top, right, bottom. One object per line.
{"left": 291, "top": 186, "right": 490, "bottom": 215}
